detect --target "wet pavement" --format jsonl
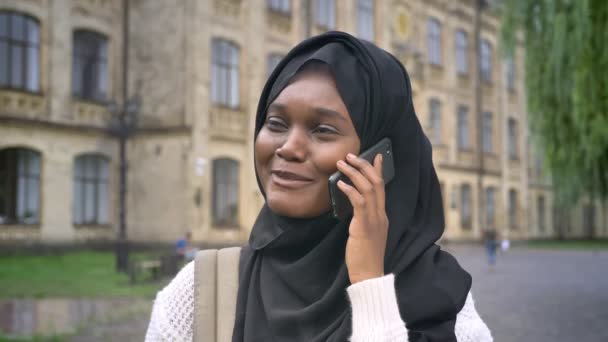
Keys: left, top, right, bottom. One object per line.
{"left": 3, "top": 245, "right": 607, "bottom": 341}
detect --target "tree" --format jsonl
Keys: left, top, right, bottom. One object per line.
{"left": 500, "top": 0, "right": 608, "bottom": 237}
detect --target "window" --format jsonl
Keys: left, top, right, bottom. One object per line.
{"left": 213, "top": 158, "right": 239, "bottom": 227}
{"left": 315, "top": 0, "right": 335, "bottom": 29}
{"left": 72, "top": 30, "right": 108, "bottom": 102}
{"left": 460, "top": 184, "right": 472, "bottom": 229}
{"left": 0, "top": 11, "right": 40, "bottom": 92}
{"left": 357, "top": 0, "right": 374, "bottom": 41}
{"left": 211, "top": 39, "right": 240, "bottom": 108}
{"left": 508, "top": 189, "right": 518, "bottom": 229}
{"left": 428, "top": 98, "right": 441, "bottom": 144}
{"left": 73, "top": 154, "right": 109, "bottom": 225}
{"left": 267, "top": 53, "right": 284, "bottom": 78}
{"left": 455, "top": 29, "right": 468, "bottom": 74}
{"left": 485, "top": 187, "right": 496, "bottom": 229}
{"left": 583, "top": 204, "right": 596, "bottom": 236}
{"left": 267, "top": 0, "right": 291, "bottom": 14}
{"left": 457, "top": 105, "right": 469, "bottom": 150}
{"left": 537, "top": 195, "right": 545, "bottom": 232}
{"left": 508, "top": 118, "right": 518, "bottom": 160}
{"left": 480, "top": 39, "right": 492, "bottom": 83}
{"left": 482, "top": 111, "right": 493, "bottom": 153}
{"left": 0, "top": 148, "right": 40, "bottom": 224}
{"left": 427, "top": 18, "right": 442, "bottom": 66}
{"left": 506, "top": 56, "right": 515, "bottom": 91}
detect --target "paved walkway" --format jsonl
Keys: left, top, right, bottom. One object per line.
{"left": 69, "top": 246, "right": 608, "bottom": 342}
{"left": 447, "top": 245, "right": 608, "bottom": 342}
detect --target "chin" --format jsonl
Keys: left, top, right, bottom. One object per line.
{"left": 266, "top": 192, "right": 326, "bottom": 218}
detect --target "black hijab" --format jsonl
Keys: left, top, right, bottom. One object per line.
{"left": 232, "top": 31, "right": 472, "bottom": 342}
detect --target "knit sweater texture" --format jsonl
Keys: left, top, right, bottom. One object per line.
{"left": 145, "top": 261, "right": 493, "bottom": 341}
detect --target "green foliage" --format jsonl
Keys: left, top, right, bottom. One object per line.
{"left": 500, "top": 0, "right": 608, "bottom": 207}
{"left": 0, "top": 252, "right": 165, "bottom": 298}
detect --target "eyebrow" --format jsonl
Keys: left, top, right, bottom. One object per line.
{"left": 268, "top": 103, "right": 348, "bottom": 123}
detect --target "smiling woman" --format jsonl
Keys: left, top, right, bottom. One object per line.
{"left": 145, "top": 31, "right": 493, "bottom": 342}
{"left": 255, "top": 63, "right": 360, "bottom": 218}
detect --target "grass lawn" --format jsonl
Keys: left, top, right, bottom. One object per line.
{"left": 0, "top": 251, "right": 168, "bottom": 298}
{"left": 526, "top": 239, "right": 608, "bottom": 251}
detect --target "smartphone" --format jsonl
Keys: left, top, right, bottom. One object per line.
{"left": 328, "top": 138, "right": 395, "bottom": 221}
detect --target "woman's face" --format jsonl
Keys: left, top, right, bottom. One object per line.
{"left": 255, "top": 67, "right": 361, "bottom": 218}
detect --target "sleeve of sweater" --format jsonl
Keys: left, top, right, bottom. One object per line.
{"left": 145, "top": 261, "right": 195, "bottom": 342}
{"left": 145, "top": 266, "right": 492, "bottom": 342}
{"left": 347, "top": 274, "right": 493, "bottom": 342}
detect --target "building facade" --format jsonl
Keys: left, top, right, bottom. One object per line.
{"left": 1, "top": 0, "right": 605, "bottom": 245}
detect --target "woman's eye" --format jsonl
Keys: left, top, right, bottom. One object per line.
{"left": 313, "top": 125, "right": 338, "bottom": 135}
{"left": 265, "top": 117, "right": 287, "bottom": 131}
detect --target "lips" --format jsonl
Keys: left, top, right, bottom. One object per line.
{"left": 270, "top": 170, "right": 314, "bottom": 188}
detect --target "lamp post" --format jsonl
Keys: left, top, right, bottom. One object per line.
{"left": 107, "top": 96, "right": 139, "bottom": 272}
{"left": 107, "top": 0, "right": 138, "bottom": 272}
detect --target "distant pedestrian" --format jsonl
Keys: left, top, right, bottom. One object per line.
{"left": 483, "top": 228, "right": 499, "bottom": 267}
{"left": 175, "top": 231, "right": 198, "bottom": 262}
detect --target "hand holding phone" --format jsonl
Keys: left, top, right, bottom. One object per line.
{"left": 331, "top": 138, "right": 394, "bottom": 284}
{"left": 328, "top": 138, "right": 395, "bottom": 221}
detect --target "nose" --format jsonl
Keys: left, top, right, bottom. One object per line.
{"left": 276, "top": 127, "right": 308, "bottom": 162}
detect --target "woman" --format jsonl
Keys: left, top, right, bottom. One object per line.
{"left": 146, "top": 31, "right": 493, "bottom": 341}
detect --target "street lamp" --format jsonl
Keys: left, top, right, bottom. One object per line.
{"left": 107, "top": 95, "right": 140, "bottom": 272}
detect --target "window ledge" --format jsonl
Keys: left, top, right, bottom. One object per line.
{"left": 74, "top": 224, "right": 112, "bottom": 229}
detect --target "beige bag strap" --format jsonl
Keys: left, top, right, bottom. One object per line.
{"left": 194, "top": 247, "right": 241, "bottom": 342}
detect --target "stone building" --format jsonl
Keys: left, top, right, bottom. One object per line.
{"left": 0, "top": 0, "right": 605, "bottom": 246}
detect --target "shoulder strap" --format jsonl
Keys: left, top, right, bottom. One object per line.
{"left": 194, "top": 247, "right": 242, "bottom": 342}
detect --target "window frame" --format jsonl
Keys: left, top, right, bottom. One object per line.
{"left": 72, "top": 29, "right": 109, "bottom": 103}
{"left": 480, "top": 39, "right": 492, "bottom": 83}
{"left": 72, "top": 154, "right": 110, "bottom": 226}
{"left": 356, "top": 0, "right": 375, "bottom": 41}
{"left": 457, "top": 105, "right": 470, "bottom": 150}
{"left": 508, "top": 189, "right": 518, "bottom": 230}
{"left": 211, "top": 38, "right": 240, "bottom": 109}
{"left": 212, "top": 158, "right": 240, "bottom": 228}
{"left": 507, "top": 118, "right": 518, "bottom": 160}
{"left": 427, "top": 17, "right": 442, "bottom": 66}
{"left": 455, "top": 29, "right": 468, "bottom": 74}
{"left": 482, "top": 111, "right": 493, "bottom": 154}
{"left": 267, "top": 0, "right": 291, "bottom": 15}
{"left": 0, "top": 148, "right": 41, "bottom": 225}
{"left": 315, "top": 0, "right": 336, "bottom": 29}
{"left": 460, "top": 184, "right": 472, "bottom": 230}
{"left": 0, "top": 11, "right": 40, "bottom": 93}
{"left": 428, "top": 98, "right": 442, "bottom": 144}
{"left": 537, "top": 195, "right": 546, "bottom": 233}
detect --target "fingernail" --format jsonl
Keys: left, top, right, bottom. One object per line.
{"left": 347, "top": 153, "right": 355, "bottom": 159}
{"left": 337, "top": 160, "right": 345, "bottom": 166}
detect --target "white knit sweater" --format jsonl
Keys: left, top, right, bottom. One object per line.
{"left": 145, "top": 261, "right": 493, "bottom": 342}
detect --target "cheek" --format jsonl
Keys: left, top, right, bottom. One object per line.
{"left": 313, "top": 141, "right": 360, "bottom": 177}
{"left": 254, "top": 131, "right": 278, "bottom": 175}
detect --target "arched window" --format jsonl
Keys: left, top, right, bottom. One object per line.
{"left": 212, "top": 158, "right": 239, "bottom": 227}
{"left": 211, "top": 38, "right": 240, "bottom": 108}
{"left": 72, "top": 30, "right": 108, "bottom": 102}
{"left": 480, "top": 39, "right": 493, "bottom": 83}
{"left": 508, "top": 189, "right": 518, "bottom": 230}
{"left": 357, "top": 0, "right": 374, "bottom": 41}
{"left": 0, "top": 11, "right": 40, "bottom": 92}
{"left": 455, "top": 29, "right": 468, "bottom": 74}
{"left": 460, "top": 184, "right": 472, "bottom": 230}
{"left": 537, "top": 195, "right": 545, "bottom": 232}
{"left": 484, "top": 187, "right": 496, "bottom": 229}
{"left": 73, "top": 154, "right": 109, "bottom": 225}
{"left": 427, "top": 17, "right": 442, "bottom": 65}
{"left": 0, "top": 148, "right": 41, "bottom": 224}
{"left": 428, "top": 98, "right": 441, "bottom": 144}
